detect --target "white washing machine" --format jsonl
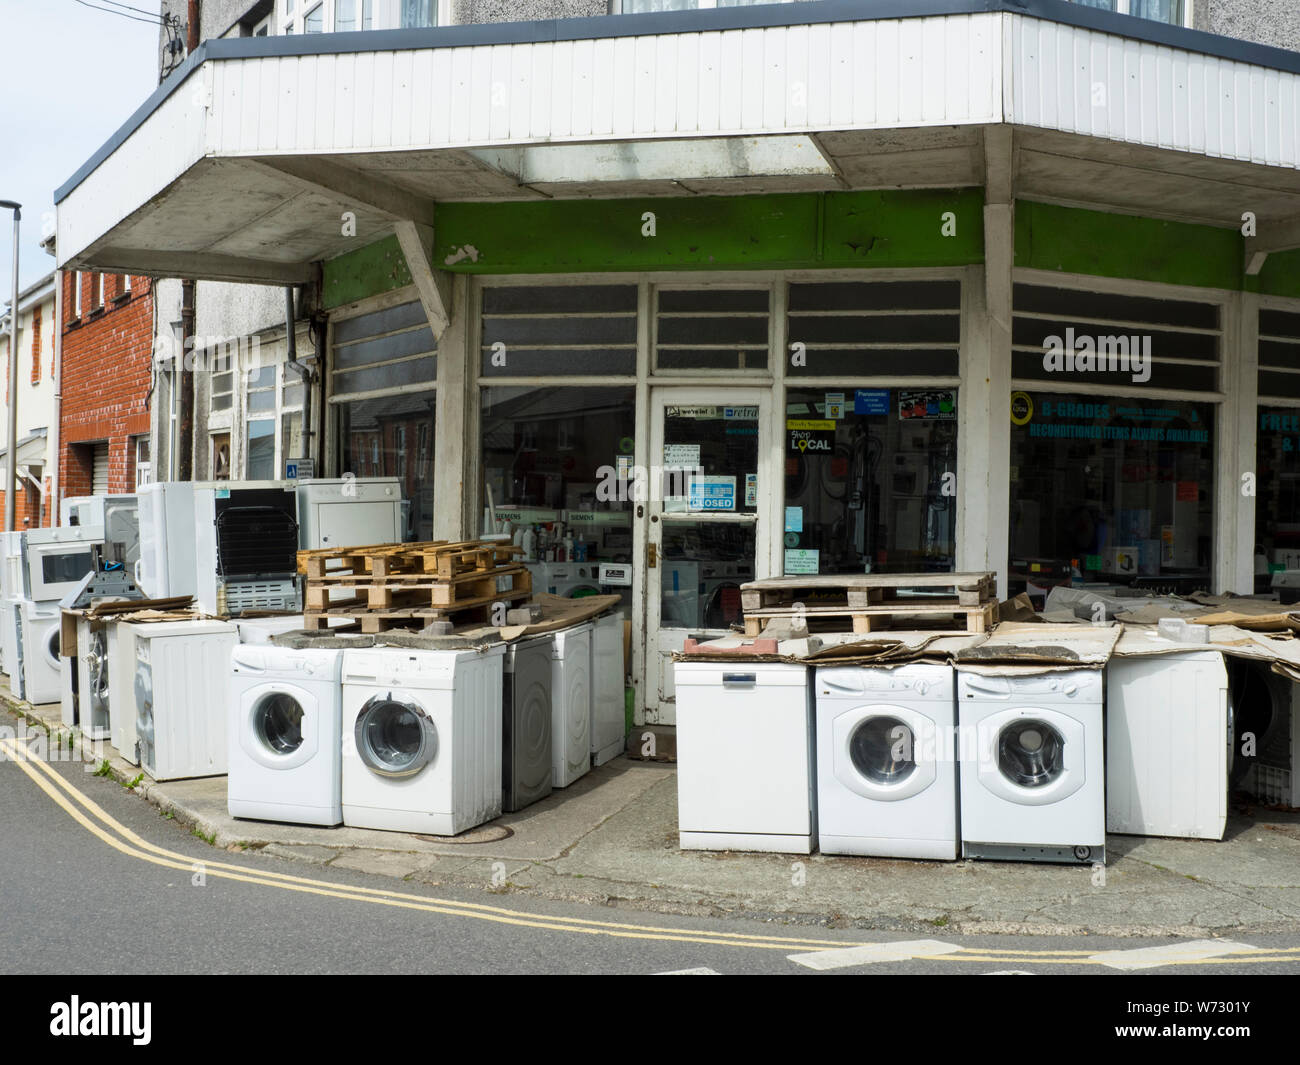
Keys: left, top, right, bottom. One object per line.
{"left": 133, "top": 620, "right": 239, "bottom": 780}
{"left": 4, "top": 599, "right": 25, "bottom": 699}
{"left": 341, "top": 645, "right": 505, "bottom": 835}
{"left": 19, "top": 600, "right": 62, "bottom": 705}
{"left": 527, "top": 562, "right": 603, "bottom": 598}
{"left": 590, "top": 612, "right": 625, "bottom": 766}
{"left": 816, "top": 663, "right": 958, "bottom": 860}
{"left": 228, "top": 644, "right": 345, "bottom": 826}
{"left": 675, "top": 661, "right": 816, "bottom": 853}
{"left": 77, "top": 617, "right": 113, "bottom": 740}
{"left": 1106, "top": 651, "right": 1232, "bottom": 840}
{"left": 550, "top": 623, "right": 592, "bottom": 787}
{"left": 957, "top": 668, "right": 1106, "bottom": 865}
{"left": 502, "top": 634, "right": 553, "bottom": 813}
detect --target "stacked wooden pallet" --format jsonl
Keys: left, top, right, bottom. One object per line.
{"left": 740, "top": 572, "right": 997, "bottom": 636}
{"left": 297, "top": 539, "right": 532, "bottom": 633}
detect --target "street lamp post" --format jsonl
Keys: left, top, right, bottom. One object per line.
{"left": 0, "top": 201, "right": 19, "bottom": 533}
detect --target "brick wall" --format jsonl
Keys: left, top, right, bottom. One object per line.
{"left": 59, "top": 272, "right": 154, "bottom": 502}
{"left": 29, "top": 304, "right": 41, "bottom": 385}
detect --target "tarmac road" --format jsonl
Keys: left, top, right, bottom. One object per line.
{"left": 3, "top": 712, "right": 1300, "bottom": 978}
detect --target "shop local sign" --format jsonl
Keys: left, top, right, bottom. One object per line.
{"left": 787, "top": 418, "right": 834, "bottom": 454}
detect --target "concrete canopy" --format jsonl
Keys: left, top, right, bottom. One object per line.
{"left": 54, "top": 0, "right": 1300, "bottom": 284}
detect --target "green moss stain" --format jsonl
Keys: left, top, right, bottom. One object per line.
{"left": 820, "top": 189, "right": 984, "bottom": 267}
{"left": 323, "top": 235, "right": 412, "bottom": 309}
{"left": 323, "top": 189, "right": 984, "bottom": 302}
{"left": 1015, "top": 201, "right": 1243, "bottom": 291}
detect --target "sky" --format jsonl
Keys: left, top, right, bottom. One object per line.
{"left": 0, "top": 0, "right": 160, "bottom": 304}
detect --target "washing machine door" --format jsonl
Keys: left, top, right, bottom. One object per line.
{"left": 354, "top": 694, "right": 438, "bottom": 779}
{"left": 976, "top": 707, "right": 1086, "bottom": 806}
{"left": 40, "top": 621, "right": 61, "bottom": 671}
{"left": 832, "top": 703, "right": 939, "bottom": 802}
{"left": 241, "top": 683, "right": 320, "bottom": 770}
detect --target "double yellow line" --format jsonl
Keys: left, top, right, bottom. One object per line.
{"left": 0, "top": 736, "right": 855, "bottom": 955}
{"left": 6, "top": 734, "right": 1300, "bottom": 968}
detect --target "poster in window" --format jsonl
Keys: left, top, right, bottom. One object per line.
{"left": 899, "top": 389, "right": 956, "bottom": 420}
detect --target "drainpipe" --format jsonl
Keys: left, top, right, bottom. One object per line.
{"left": 282, "top": 285, "right": 318, "bottom": 467}
{"left": 177, "top": 0, "right": 200, "bottom": 482}
{"left": 49, "top": 274, "right": 62, "bottom": 526}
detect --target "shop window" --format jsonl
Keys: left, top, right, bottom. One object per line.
{"left": 339, "top": 393, "right": 436, "bottom": 541}
{"left": 1069, "top": 0, "right": 1188, "bottom": 25}
{"left": 1008, "top": 392, "right": 1215, "bottom": 601}
{"left": 332, "top": 300, "right": 435, "bottom": 396}
{"left": 1258, "top": 309, "right": 1300, "bottom": 401}
{"left": 1256, "top": 406, "right": 1300, "bottom": 594}
{"left": 1012, "top": 284, "right": 1221, "bottom": 393}
{"left": 654, "top": 288, "right": 769, "bottom": 372}
{"left": 481, "top": 286, "right": 637, "bottom": 377}
{"left": 784, "top": 387, "right": 957, "bottom": 576}
{"left": 786, "top": 281, "right": 961, "bottom": 378}
{"left": 481, "top": 386, "right": 636, "bottom": 581}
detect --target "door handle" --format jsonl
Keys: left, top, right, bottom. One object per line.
{"left": 647, "top": 543, "right": 657, "bottom": 569}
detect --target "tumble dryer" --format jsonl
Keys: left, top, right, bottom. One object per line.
{"left": 132, "top": 620, "right": 239, "bottom": 780}
{"left": 341, "top": 645, "right": 505, "bottom": 834}
{"left": 502, "top": 634, "right": 553, "bottom": 813}
{"left": 228, "top": 644, "right": 344, "bottom": 826}
{"left": 550, "top": 623, "right": 592, "bottom": 787}
{"left": 815, "top": 664, "right": 958, "bottom": 860}
{"left": 957, "top": 668, "right": 1106, "bottom": 865}
{"left": 589, "top": 612, "right": 625, "bottom": 767}
{"left": 19, "top": 600, "right": 62, "bottom": 705}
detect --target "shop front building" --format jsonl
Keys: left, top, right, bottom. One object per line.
{"left": 56, "top": 1, "right": 1300, "bottom": 722}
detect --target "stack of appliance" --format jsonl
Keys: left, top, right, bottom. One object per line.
{"left": 61, "top": 494, "right": 140, "bottom": 567}
{"left": 676, "top": 652, "right": 1107, "bottom": 865}
{"left": 19, "top": 525, "right": 104, "bottom": 706}
{"left": 137, "top": 481, "right": 301, "bottom": 615}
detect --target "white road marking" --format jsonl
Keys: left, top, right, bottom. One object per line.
{"left": 788, "top": 939, "right": 963, "bottom": 970}
{"left": 1089, "top": 939, "right": 1261, "bottom": 971}
{"left": 655, "top": 967, "right": 720, "bottom": 975}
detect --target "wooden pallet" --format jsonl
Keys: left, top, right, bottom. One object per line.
{"left": 742, "top": 599, "right": 997, "bottom": 636}
{"left": 304, "top": 566, "right": 532, "bottom": 611}
{"left": 297, "top": 539, "right": 522, "bottom": 580}
{"left": 740, "top": 571, "right": 996, "bottom": 612}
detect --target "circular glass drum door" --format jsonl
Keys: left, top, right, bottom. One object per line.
{"left": 849, "top": 715, "right": 916, "bottom": 785}
{"left": 255, "top": 693, "right": 306, "bottom": 755}
{"left": 355, "top": 696, "right": 438, "bottom": 779}
{"left": 998, "top": 719, "right": 1066, "bottom": 787}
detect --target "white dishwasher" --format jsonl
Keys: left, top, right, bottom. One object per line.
{"left": 674, "top": 660, "right": 816, "bottom": 854}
